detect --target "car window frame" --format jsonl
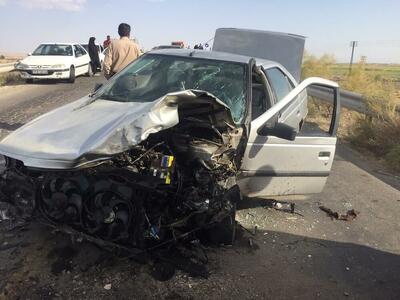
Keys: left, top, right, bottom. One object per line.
{"left": 78, "top": 44, "right": 87, "bottom": 55}
{"left": 250, "top": 65, "right": 275, "bottom": 121}
{"left": 265, "top": 66, "right": 295, "bottom": 106}
{"left": 74, "top": 45, "right": 83, "bottom": 57}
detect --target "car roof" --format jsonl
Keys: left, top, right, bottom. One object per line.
{"left": 149, "top": 49, "right": 278, "bottom": 68}
{"left": 152, "top": 45, "right": 182, "bottom": 49}
{"left": 41, "top": 43, "right": 77, "bottom": 46}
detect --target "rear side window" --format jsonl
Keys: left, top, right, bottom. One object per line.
{"left": 266, "top": 68, "right": 293, "bottom": 103}
{"left": 74, "top": 45, "right": 81, "bottom": 57}
{"left": 74, "top": 45, "right": 86, "bottom": 57}
{"left": 78, "top": 45, "right": 87, "bottom": 54}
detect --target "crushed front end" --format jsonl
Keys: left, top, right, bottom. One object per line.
{"left": 0, "top": 92, "right": 246, "bottom": 252}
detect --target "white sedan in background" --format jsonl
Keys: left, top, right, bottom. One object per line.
{"left": 15, "top": 43, "right": 93, "bottom": 83}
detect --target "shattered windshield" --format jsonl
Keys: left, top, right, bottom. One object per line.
{"left": 98, "top": 54, "right": 247, "bottom": 123}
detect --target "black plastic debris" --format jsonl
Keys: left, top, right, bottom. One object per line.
{"left": 273, "top": 201, "right": 295, "bottom": 213}
{"left": 0, "top": 201, "right": 29, "bottom": 232}
{"left": 319, "top": 206, "right": 359, "bottom": 221}
{"left": 264, "top": 200, "right": 295, "bottom": 214}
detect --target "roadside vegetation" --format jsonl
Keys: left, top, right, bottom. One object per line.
{"left": 0, "top": 71, "right": 22, "bottom": 86}
{"left": 302, "top": 52, "right": 400, "bottom": 170}
{"left": 0, "top": 54, "right": 24, "bottom": 86}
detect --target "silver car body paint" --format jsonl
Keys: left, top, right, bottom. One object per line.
{"left": 0, "top": 90, "right": 234, "bottom": 169}
{"left": 239, "top": 77, "right": 340, "bottom": 197}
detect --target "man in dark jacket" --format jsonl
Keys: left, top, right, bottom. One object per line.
{"left": 88, "top": 37, "right": 101, "bottom": 74}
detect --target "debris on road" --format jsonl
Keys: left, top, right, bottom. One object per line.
{"left": 272, "top": 200, "right": 295, "bottom": 213}
{"left": 319, "top": 206, "right": 359, "bottom": 221}
{"left": 263, "top": 200, "right": 301, "bottom": 215}
{"left": 103, "top": 283, "right": 112, "bottom": 290}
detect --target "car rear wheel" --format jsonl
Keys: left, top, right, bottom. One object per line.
{"left": 87, "top": 64, "right": 93, "bottom": 77}
{"left": 26, "top": 79, "right": 33, "bottom": 84}
{"left": 68, "top": 66, "right": 75, "bottom": 83}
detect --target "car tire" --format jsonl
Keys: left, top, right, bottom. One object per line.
{"left": 68, "top": 66, "right": 75, "bottom": 83}
{"left": 87, "top": 64, "right": 93, "bottom": 77}
{"left": 26, "top": 79, "right": 33, "bottom": 84}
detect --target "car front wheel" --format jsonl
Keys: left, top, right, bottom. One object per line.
{"left": 68, "top": 66, "right": 75, "bottom": 83}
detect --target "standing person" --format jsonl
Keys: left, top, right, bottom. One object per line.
{"left": 103, "top": 23, "right": 141, "bottom": 79}
{"left": 88, "top": 37, "right": 101, "bottom": 74}
{"left": 103, "top": 35, "right": 111, "bottom": 49}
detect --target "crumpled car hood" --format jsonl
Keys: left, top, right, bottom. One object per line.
{"left": 0, "top": 90, "right": 234, "bottom": 169}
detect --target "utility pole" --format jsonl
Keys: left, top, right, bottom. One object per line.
{"left": 349, "top": 41, "right": 358, "bottom": 75}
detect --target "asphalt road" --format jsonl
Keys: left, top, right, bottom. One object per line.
{"left": 0, "top": 77, "right": 399, "bottom": 300}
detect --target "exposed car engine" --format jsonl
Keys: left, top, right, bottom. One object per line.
{"left": 0, "top": 99, "right": 245, "bottom": 251}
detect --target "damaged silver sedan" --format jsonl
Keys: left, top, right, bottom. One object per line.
{"left": 0, "top": 29, "right": 341, "bottom": 253}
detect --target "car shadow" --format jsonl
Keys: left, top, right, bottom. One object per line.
{"left": 1, "top": 221, "right": 399, "bottom": 299}
{"left": 0, "top": 122, "right": 25, "bottom": 131}
{"left": 27, "top": 79, "right": 69, "bottom": 85}
{"left": 231, "top": 226, "right": 400, "bottom": 299}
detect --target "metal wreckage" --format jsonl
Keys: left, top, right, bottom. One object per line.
{"left": 0, "top": 89, "right": 243, "bottom": 250}
{"left": 0, "top": 28, "right": 340, "bottom": 277}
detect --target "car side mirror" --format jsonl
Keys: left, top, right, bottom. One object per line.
{"left": 257, "top": 122, "right": 297, "bottom": 141}
{"left": 94, "top": 83, "right": 103, "bottom": 92}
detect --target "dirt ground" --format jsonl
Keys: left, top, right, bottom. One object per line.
{"left": 1, "top": 155, "right": 399, "bottom": 300}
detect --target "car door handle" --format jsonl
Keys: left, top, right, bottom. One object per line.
{"left": 318, "top": 151, "right": 331, "bottom": 160}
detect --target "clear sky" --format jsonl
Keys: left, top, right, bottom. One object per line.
{"left": 0, "top": 0, "right": 399, "bottom": 63}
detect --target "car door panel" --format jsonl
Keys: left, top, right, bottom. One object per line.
{"left": 239, "top": 135, "right": 336, "bottom": 197}
{"left": 74, "top": 45, "right": 88, "bottom": 75}
{"left": 239, "top": 77, "right": 340, "bottom": 198}
{"left": 73, "top": 45, "right": 83, "bottom": 75}
{"left": 265, "top": 66, "right": 307, "bottom": 131}
{"left": 78, "top": 45, "right": 90, "bottom": 74}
